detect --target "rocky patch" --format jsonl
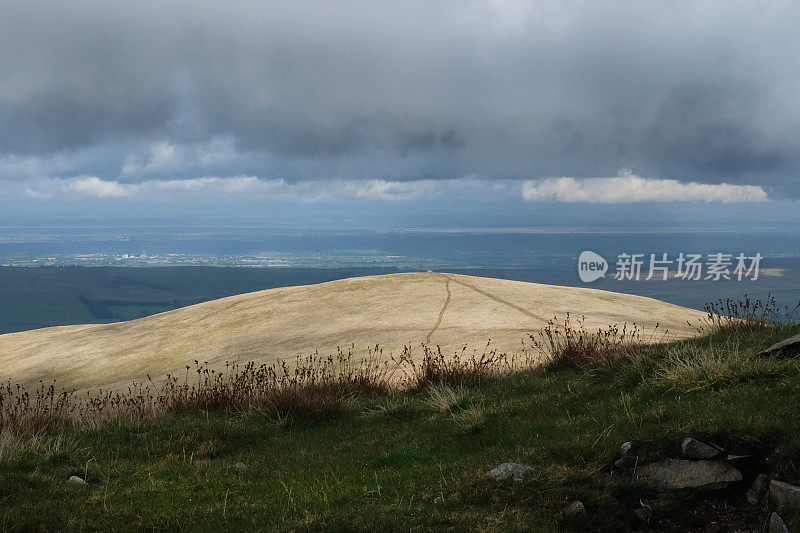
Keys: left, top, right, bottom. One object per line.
{"left": 636, "top": 458, "right": 742, "bottom": 490}
{"left": 680, "top": 437, "right": 723, "bottom": 459}
{"left": 488, "top": 462, "right": 533, "bottom": 482}
{"left": 758, "top": 333, "right": 800, "bottom": 358}
{"left": 770, "top": 479, "right": 800, "bottom": 512}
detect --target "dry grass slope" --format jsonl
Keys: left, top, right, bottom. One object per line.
{"left": 0, "top": 272, "right": 705, "bottom": 390}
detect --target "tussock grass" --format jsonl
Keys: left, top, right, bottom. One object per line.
{"left": 696, "top": 294, "right": 800, "bottom": 334}
{"left": 1, "top": 343, "right": 531, "bottom": 438}
{"left": 653, "top": 339, "right": 787, "bottom": 391}
{"left": 530, "top": 314, "right": 647, "bottom": 369}
{"left": 0, "top": 431, "right": 80, "bottom": 465}
{"left": 399, "top": 344, "right": 533, "bottom": 387}
{"left": 451, "top": 404, "right": 491, "bottom": 434}
{"left": 424, "top": 383, "right": 469, "bottom": 412}
{"left": 363, "top": 394, "right": 418, "bottom": 419}
{"left": 1, "top": 348, "right": 394, "bottom": 436}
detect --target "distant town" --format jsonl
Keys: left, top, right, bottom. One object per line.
{"left": 0, "top": 251, "right": 431, "bottom": 269}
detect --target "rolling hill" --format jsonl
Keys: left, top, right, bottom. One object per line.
{"left": 0, "top": 272, "right": 705, "bottom": 390}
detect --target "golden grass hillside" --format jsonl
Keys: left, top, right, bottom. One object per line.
{"left": 0, "top": 272, "right": 705, "bottom": 390}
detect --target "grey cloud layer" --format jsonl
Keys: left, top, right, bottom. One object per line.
{"left": 1, "top": 1, "right": 799, "bottom": 194}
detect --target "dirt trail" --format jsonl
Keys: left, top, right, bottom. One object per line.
{"left": 425, "top": 277, "right": 451, "bottom": 344}
{"left": 442, "top": 274, "right": 550, "bottom": 323}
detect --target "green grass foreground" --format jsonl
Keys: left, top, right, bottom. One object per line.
{"left": 2, "top": 326, "right": 800, "bottom": 531}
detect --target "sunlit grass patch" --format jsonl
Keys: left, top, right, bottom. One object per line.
{"left": 362, "top": 394, "right": 419, "bottom": 420}
{"left": 424, "top": 383, "right": 469, "bottom": 412}
{"left": 451, "top": 404, "right": 492, "bottom": 434}
{"left": 653, "top": 340, "right": 788, "bottom": 391}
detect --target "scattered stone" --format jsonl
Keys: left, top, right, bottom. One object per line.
{"left": 769, "top": 512, "right": 789, "bottom": 533}
{"left": 636, "top": 459, "right": 742, "bottom": 490}
{"left": 621, "top": 441, "right": 633, "bottom": 454}
{"left": 488, "top": 462, "right": 533, "bottom": 482}
{"left": 633, "top": 508, "right": 652, "bottom": 523}
{"left": 681, "top": 437, "right": 722, "bottom": 459}
{"left": 564, "top": 500, "right": 586, "bottom": 517}
{"left": 67, "top": 475, "right": 87, "bottom": 485}
{"left": 758, "top": 333, "right": 800, "bottom": 358}
{"left": 770, "top": 479, "right": 800, "bottom": 511}
{"left": 747, "top": 473, "right": 769, "bottom": 505}
{"left": 615, "top": 441, "right": 634, "bottom": 469}
{"left": 231, "top": 461, "right": 247, "bottom": 471}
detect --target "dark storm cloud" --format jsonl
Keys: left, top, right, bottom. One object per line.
{"left": 1, "top": 1, "right": 799, "bottom": 194}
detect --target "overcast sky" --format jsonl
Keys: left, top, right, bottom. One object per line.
{"left": 1, "top": 0, "right": 799, "bottom": 209}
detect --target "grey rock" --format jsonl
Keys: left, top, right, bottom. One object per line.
{"left": 67, "top": 475, "right": 87, "bottom": 485}
{"left": 488, "top": 462, "right": 533, "bottom": 481}
{"left": 231, "top": 461, "right": 247, "bottom": 471}
{"left": 636, "top": 459, "right": 742, "bottom": 490}
{"left": 564, "top": 500, "right": 586, "bottom": 517}
{"left": 770, "top": 479, "right": 800, "bottom": 511}
{"left": 621, "top": 441, "right": 633, "bottom": 454}
{"left": 433, "top": 494, "right": 445, "bottom": 505}
{"left": 747, "top": 473, "right": 769, "bottom": 505}
{"left": 769, "top": 512, "right": 789, "bottom": 533}
{"left": 681, "top": 437, "right": 722, "bottom": 459}
{"left": 615, "top": 441, "right": 634, "bottom": 469}
{"left": 759, "top": 333, "right": 800, "bottom": 358}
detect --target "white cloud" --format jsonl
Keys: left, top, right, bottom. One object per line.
{"left": 341, "top": 179, "right": 440, "bottom": 201}
{"left": 147, "top": 177, "right": 442, "bottom": 201}
{"left": 222, "top": 176, "right": 273, "bottom": 193}
{"left": 153, "top": 177, "right": 217, "bottom": 191}
{"left": 152, "top": 176, "right": 282, "bottom": 194}
{"left": 16, "top": 173, "right": 772, "bottom": 204}
{"left": 67, "top": 177, "right": 138, "bottom": 198}
{"left": 521, "top": 172, "right": 768, "bottom": 203}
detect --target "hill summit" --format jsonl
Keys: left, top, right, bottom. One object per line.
{"left": 0, "top": 272, "right": 704, "bottom": 390}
